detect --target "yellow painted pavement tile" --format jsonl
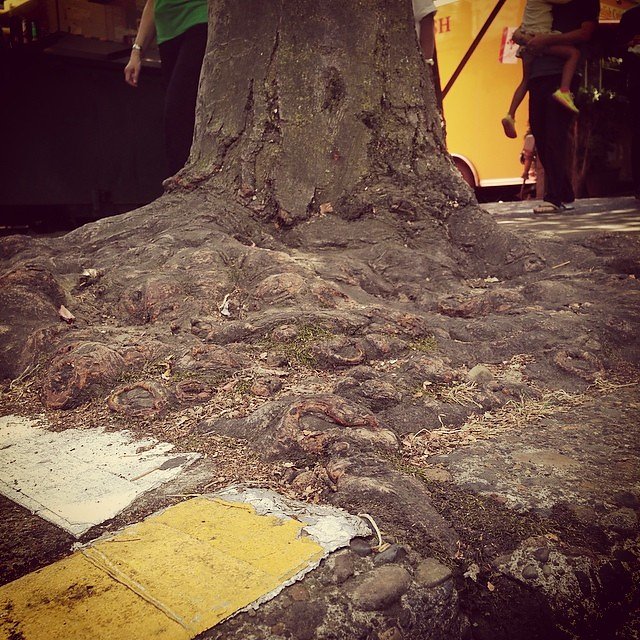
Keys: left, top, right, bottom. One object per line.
{"left": 0, "top": 553, "right": 189, "bottom": 640}
{"left": 149, "top": 497, "right": 324, "bottom": 577}
{"left": 1, "top": 497, "right": 326, "bottom": 640}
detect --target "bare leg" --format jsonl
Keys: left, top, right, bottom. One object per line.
{"left": 502, "top": 57, "right": 531, "bottom": 138}
{"left": 547, "top": 44, "right": 580, "bottom": 92}
{"left": 507, "top": 58, "right": 531, "bottom": 119}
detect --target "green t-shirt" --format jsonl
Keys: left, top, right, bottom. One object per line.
{"left": 154, "top": 0, "right": 208, "bottom": 45}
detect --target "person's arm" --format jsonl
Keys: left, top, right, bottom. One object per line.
{"left": 619, "top": 9, "right": 640, "bottom": 49}
{"left": 124, "top": 0, "right": 156, "bottom": 88}
{"left": 525, "top": 19, "right": 597, "bottom": 51}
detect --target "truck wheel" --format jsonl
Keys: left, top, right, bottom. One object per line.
{"left": 453, "top": 157, "right": 476, "bottom": 189}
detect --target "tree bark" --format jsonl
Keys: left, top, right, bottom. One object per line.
{"left": 166, "top": 0, "right": 541, "bottom": 275}
{"left": 186, "top": 0, "right": 446, "bottom": 218}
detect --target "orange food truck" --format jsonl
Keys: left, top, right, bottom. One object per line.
{"left": 434, "top": 0, "right": 637, "bottom": 190}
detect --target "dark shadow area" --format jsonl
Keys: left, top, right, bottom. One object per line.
{"left": 0, "top": 37, "right": 166, "bottom": 236}
{"left": 0, "top": 203, "right": 139, "bottom": 236}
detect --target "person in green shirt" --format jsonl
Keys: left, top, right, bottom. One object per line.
{"left": 125, "top": 0, "right": 208, "bottom": 177}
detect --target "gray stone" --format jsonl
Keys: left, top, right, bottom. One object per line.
{"left": 331, "top": 551, "right": 355, "bottom": 584}
{"left": 522, "top": 564, "right": 539, "bottom": 580}
{"left": 351, "top": 565, "right": 412, "bottom": 611}
{"left": 533, "top": 547, "right": 550, "bottom": 563}
{"left": 467, "top": 364, "right": 494, "bottom": 385}
{"left": 374, "top": 544, "right": 407, "bottom": 566}
{"left": 350, "top": 537, "right": 373, "bottom": 556}
{"left": 415, "top": 558, "right": 453, "bottom": 588}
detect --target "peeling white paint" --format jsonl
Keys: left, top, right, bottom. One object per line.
{"left": 0, "top": 415, "right": 200, "bottom": 536}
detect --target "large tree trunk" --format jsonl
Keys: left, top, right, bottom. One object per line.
{"left": 168, "top": 0, "right": 541, "bottom": 275}
{"left": 188, "top": 0, "right": 448, "bottom": 223}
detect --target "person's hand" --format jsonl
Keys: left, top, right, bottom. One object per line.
{"left": 511, "top": 29, "right": 531, "bottom": 46}
{"left": 124, "top": 53, "right": 142, "bottom": 87}
{"left": 526, "top": 33, "right": 552, "bottom": 52}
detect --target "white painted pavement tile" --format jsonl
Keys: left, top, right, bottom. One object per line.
{"left": 0, "top": 415, "right": 200, "bottom": 537}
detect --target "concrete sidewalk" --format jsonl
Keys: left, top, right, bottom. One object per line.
{"left": 484, "top": 196, "right": 640, "bottom": 237}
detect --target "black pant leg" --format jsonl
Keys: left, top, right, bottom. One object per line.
{"left": 529, "top": 74, "right": 575, "bottom": 206}
{"left": 630, "top": 81, "right": 640, "bottom": 194}
{"left": 528, "top": 75, "right": 549, "bottom": 196}
{"left": 158, "top": 33, "right": 180, "bottom": 85}
{"left": 159, "top": 23, "right": 208, "bottom": 176}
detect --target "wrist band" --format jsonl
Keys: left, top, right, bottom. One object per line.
{"left": 132, "top": 43, "right": 142, "bottom": 52}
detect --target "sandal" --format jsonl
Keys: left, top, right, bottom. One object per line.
{"left": 532, "top": 202, "right": 562, "bottom": 214}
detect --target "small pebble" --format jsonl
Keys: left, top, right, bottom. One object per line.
{"left": 332, "top": 552, "right": 355, "bottom": 584}
{"left": 467, "top": 364, "right": 494, "bottom": 385}
{"left": 374, "top": 544, "right": 407, "bottom": 566}
{"left": 350, "top": 537, "right": 373, "bottom": 557}
{"left": 533, "top": 547, "right": 550, "bottom": 563}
